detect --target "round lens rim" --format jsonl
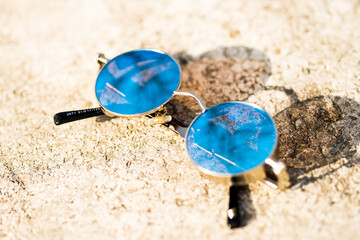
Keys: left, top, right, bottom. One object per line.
{"left": 184, "top": 101, "right": 278, "bottom": 178}
{"left": 94, "top": 49, "right": 182, "bottom": 117}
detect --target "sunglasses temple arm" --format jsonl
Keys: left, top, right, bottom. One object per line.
{"left": 173, "top": 91, "right": 206, "bottom": 113}
{"left": 227, "top": 180, "right": 249, "bottom": 228}
{"left": 53, "top": 107, "right": 105, "bottom": 125}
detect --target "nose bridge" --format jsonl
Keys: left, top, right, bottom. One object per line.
{"left": 173, "top": 90, "right": 207, "bottom": 113}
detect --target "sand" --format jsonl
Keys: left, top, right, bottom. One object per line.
{"left": 0, "top": 0, "right": 359, "bottom": 239}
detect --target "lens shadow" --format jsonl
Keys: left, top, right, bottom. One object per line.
{"left": 165, "top": 46, "right": 271, "bottom": 125}
{"left": 274, "top": 96, "right": 360, "bottom": 187}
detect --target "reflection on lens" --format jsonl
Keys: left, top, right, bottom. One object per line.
{"left": 186, "top": 102, "right": 277, "bottom": 176}
{"left": 95, "top": 50, "right": 181, "bottom": 115}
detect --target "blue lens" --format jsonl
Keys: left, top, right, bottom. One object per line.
{"left": 95, "top": 50, "right": 181, "bottom": 115}
{"left": 186, "top": 102, "right": 277, "bottom": 176}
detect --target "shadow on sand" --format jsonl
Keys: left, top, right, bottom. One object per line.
{"left": 95, "top": 46, "right": 360, "bottom": 228}
{"left": 274, "top": 95, "right": 360, "bottom": 188}
{"left": 168, "top": 47, "right": 360, "bottom": 228}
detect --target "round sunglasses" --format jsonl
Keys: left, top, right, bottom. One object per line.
{"left": 54, "top": 49, "right": 289, "bottom": 228}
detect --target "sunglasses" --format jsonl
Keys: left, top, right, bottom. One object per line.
{"left": 54, "top": 49, "right": 289, "bottom": 228}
